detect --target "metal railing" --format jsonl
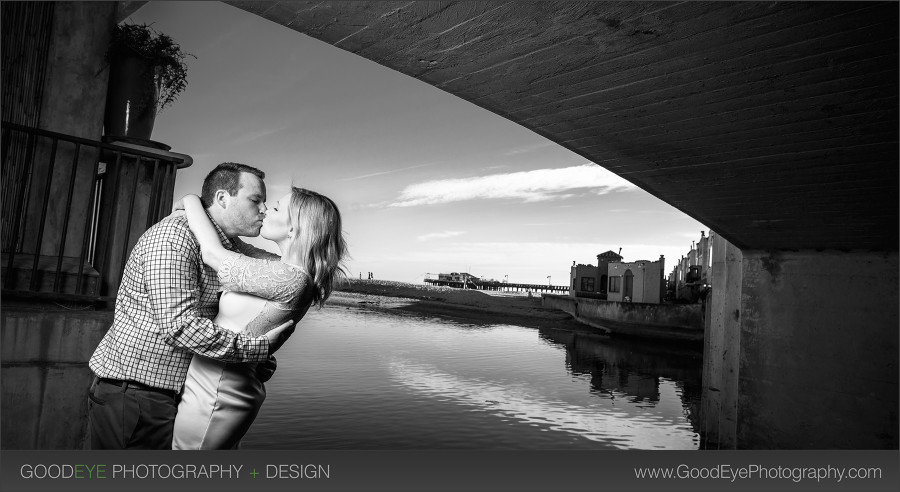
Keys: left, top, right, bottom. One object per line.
{"left": 1, "top": 121, "right": 185, "bottom": 302}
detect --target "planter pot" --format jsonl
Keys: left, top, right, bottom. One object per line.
{"left": 103, "top": 53, "right": 159, "bottom": 140}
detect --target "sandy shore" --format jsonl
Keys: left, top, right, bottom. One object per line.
{"left": 328, "top": 279, "right": 586, "bottom": 330}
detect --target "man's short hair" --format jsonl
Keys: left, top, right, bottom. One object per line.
{"left": 200, "top": 162, "right": 265, "bottom": 208}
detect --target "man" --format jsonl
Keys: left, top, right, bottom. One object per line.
{"left": 88, "top": 162, "right": 290, "bottom": 449}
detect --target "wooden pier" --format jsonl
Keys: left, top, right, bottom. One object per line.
{"left": 423, "top": 278, "right": 568, "bottom": 293}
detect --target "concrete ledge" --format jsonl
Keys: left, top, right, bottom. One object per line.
{"left": 2, "top": 309, "right": 111, "bottom": 363}
{"left": 1, "top": 308, "right": 112, "bottom": 449}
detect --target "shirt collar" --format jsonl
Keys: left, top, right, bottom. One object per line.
{"left": 205, "top": 209, "right": 237, "bottom": 250}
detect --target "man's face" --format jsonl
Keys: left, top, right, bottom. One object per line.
{"left": 221, "top": 172, "right": 267, "bottom": 237}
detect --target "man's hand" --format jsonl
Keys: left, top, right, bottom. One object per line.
{"left": 256, "top": 356, "right": 277, "bottom": 383}
{"left": 264, "top": 320, "right": 296, "bottom": 354}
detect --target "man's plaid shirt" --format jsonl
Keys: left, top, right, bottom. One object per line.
{"left": 89, "top": 214, "right": 274, "bottom": 392}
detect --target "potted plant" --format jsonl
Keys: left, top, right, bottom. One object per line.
{"left": 103, "top": 23, "right": 193, "bottom": 141}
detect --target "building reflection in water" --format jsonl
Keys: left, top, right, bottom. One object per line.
{"left": 538, "top": 326, "right": 704, "bottom": 435}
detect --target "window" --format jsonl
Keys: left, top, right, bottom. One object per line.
{"left": 609, "top": 276, "right": 621, "bottom": 293}
{"left": 580, "top": 277, "right": 595, "bottom": 292}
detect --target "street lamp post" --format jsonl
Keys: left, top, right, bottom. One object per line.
{"left": 547, "top": 275, "right": 551, "bottom": 286}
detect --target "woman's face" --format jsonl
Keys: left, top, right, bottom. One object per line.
{"left": 261, "top": 192, "right": 293, "bottom": 242}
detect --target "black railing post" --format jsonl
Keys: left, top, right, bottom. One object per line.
{"left": 1, "top": 126, "right": 10, "bottom": 167}
{"left": 144, "top": 158, "right": 162, "bottom": 229}
{"left": 76, "top": 143, "right": 102, "bottom": 296}
{"left": 3, "top": 130, "right": 33, "bottom": 287}
{"left": 52, "top": 142, "right": 81, "bottom": 293}
{"left": 28, "top": 135, "right": 58, "bottom": 291}
{"left": 92, "top": 150, "right": 121, "bottom": 297}
{"left": 119, "top": 155, "right": 144, "bottom": 280}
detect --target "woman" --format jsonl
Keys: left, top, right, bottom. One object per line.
{"left": 172, "top": 187, "right": 347, "bottom": 450}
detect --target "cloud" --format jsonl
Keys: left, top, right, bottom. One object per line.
{"left": 502, "top": 141, "right": 556, "bottom": 156}
{"left": 416, "top": 230, "right": 465, "bottom": 242}
{"left": 231, "top": 124, "right": 289, "bottom": 145}
{"left": 385, "top": 164, "right": 635, "bottom": 207}
{"left": 341, "top": 163, "right": 436, "bottom": 182}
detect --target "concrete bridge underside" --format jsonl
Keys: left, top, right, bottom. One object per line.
{"left": 217, "top": 1, "right": 899, "bottom": 252}
{"left": 208, "top": 1, "right": 899, "bottom": 450}
{"left": 4, "top": 1, "right": 891, "bottom": 450}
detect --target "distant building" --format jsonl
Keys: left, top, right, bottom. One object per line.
{"left": 606, "top": 256, "right": 666, "bottom": 304}
{"left": 668, "top": 231, "right": 714, "bottom": 302}
{"left": 569, "top": 249, "right": 666, "bottom": 304}
{"left": 437, "top": 272, "right": 478, "bottom": 284}
{"left": 596, "top": 250, "right": 623, "bottom": 298}
{"left": 569, "top": 263, "right": 599, "bottom": 297}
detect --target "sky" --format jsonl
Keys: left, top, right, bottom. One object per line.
{"left": 130, "top": 1, "right": 707, "bottom": 286}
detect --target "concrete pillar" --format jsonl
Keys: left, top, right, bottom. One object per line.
{"left": 701, "top": 233, "right": 742, "bottom": 449}
{"left": 703, "top": 240, "right": 898, "bottom": 449}
{"left": 736, "top": 250, "right": 898, "bottom": 449}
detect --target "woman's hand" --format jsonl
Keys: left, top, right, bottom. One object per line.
{"left": 167, "top": 198, "right": 186, "bottom": 219}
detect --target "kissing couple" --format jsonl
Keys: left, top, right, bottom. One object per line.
{"left": 88, "top": 162, "right": 348, "bottom": 449}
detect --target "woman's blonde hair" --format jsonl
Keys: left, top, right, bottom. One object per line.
{"left": 283, "top": 187, "right": 348, "bottom": 307}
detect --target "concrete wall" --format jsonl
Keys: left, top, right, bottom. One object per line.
{"left": 1, "top": 307, "right": 112, "bottom": 449}
{"left": 702, "top": 240, "right": 899, "bottom": 449}
{"left": 542, "top": 294, "right": 703, "bottom": 343}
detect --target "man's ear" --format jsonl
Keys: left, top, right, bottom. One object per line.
{"left": 214, "top": 189, "right": 230, "bottom": 209}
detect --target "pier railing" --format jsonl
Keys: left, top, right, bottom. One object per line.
{"left": 1, "top": 122, "right": 187, "bottom": 302}
{"left": 424, "top": 278, "right": 569, "bottom": 293}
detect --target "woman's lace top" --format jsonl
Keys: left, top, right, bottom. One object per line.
{"left": 218, "top": 254, "right": 311, "bottom": 337}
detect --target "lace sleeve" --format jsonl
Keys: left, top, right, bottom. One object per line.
{"left": 233, "top": 237, "right": 281, "bottom": 261}
{"left": 218, "top": 254, "right": 306, "bottom": 303}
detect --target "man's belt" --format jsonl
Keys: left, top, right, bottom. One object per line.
{"left": 98, "top": 378, "right": 177, "bottom": 397}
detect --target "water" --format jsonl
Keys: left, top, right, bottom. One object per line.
{"left": 242, "top": 304, "right": 703, "bottom": 450}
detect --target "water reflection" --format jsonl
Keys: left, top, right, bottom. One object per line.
{"left": 245, "top": 306, "right": 703, "bottom": 450}
{"left": 538, "top": 326, "right": 703, "bottom": 437}
{"left": 388, "top": 357, "right": 699, "bottom": 449}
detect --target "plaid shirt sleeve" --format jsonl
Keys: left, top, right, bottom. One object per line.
{"left": 144, "top": 221, "right": 270, "bottom": 362}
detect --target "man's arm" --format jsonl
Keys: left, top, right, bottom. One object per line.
{"left": 144, "top": 221, "right": 271, "bottom": 363}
